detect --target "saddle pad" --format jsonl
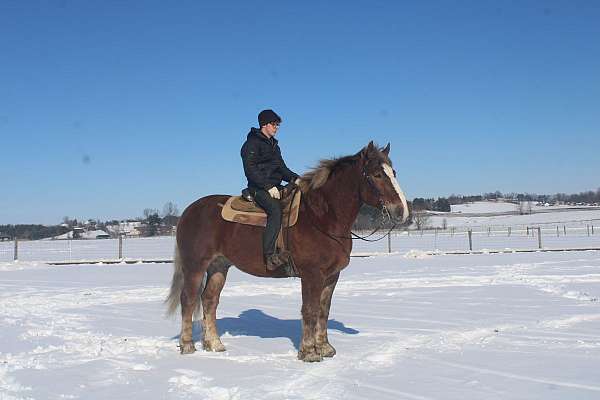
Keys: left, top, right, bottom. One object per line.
{"left": 221, "top": 190, "right": 302, "bottom": 227}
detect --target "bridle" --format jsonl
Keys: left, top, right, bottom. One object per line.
{"left": 351, "top": 165, "right": 398, "bottom": 241}
{"left": 293, "top": 163, "right": 399, "bottom": 248}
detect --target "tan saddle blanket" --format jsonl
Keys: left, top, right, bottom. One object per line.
{"left": 221, "top": 189, "right": 302, "bottom": 227}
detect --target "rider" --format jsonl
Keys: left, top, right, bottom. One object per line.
{"left": 241, "top": 109, "right": 300, "bottom": 271}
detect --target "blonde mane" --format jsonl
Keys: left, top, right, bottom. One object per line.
{"left": 296, "top": 144, "right": 391, "bottom": 193}
{"left": 297, "top": 155, "right": 356, "bottom": 193}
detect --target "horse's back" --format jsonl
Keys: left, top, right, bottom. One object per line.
{"left": 177, "top": 195, "right": 230, "bottom": 244}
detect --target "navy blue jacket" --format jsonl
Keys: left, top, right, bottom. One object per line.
{"left": 241, "top": 128, "right": 298, "bottom": 191}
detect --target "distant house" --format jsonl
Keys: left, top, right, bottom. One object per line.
{"left": 72, "top": 227, "right": 85, "bottom": 239}
{"left": 105, "top": 221, "right": 143, "bottom": 238}
{"left": 0, "top": 233, "right": 11, "bottom": 242}
{"left": 82, "top": 230, "right": 110, "bottom": 239}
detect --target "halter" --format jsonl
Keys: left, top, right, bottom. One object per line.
{"left": 352, "top": 165, "right": 397, "bottom": 240}
{"left": 297, "top": 163, "right": 399, "bottom": 246}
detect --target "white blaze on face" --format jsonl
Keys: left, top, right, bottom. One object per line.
{"left": 382, "top": 163, "right": 409, "bottom": 222}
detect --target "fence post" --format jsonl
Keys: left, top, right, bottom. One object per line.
{"left": 118, "top": 235, "right": 123, "bottom": 259}
{"left": 488, "top": 227, "right": 491, "bottom": 236}
{"left": 13, "top": 239, "right": 18, "bottom": 261}
{"left": 587, "top": 225, "right": 590, "bottom": 236}
{"left": 527, "top": 226, "right": 530, "bottom": 236}
{"left": 564, "top": 225, "right": 566, "bottom": 235}
{"left": 593, "top": 225, "right": 595, "bottom": 235}
{"left": 556, "top": 226, "right": 559, "bottom": 237}
{"left": 508, "top": 227, "right": 511, "bottom": 237}
{"left": 537, "top": 227, "right": 542, "bottom": 249}
{"left": 468, "top": 229, "right": 473, "bottom": 251}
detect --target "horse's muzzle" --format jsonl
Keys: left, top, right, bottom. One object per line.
{"left": 387, "top": 203, "right": 409, "bottom": 224}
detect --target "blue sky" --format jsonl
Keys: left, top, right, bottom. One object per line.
{"left": 1, "top": 1, "right": 599, "bottom": 224}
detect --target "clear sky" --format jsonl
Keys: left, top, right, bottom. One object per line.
{"left": 1, "top": 1, "right": 599, "bottom": 225}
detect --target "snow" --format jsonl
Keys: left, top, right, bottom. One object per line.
{"left": 2, "top": 249, "right": 600, "bottom": 399}
{"left": 49, "top": 230, "right": 111, "bottom": 240}
{"left": 428, "top": 201, "right": 600, "bottom": 230}
{"left": 451, "top": 201, "right": 520, "bottom": 214}
{"left": 450, "top": 201, "right": 596, "bottom": 214}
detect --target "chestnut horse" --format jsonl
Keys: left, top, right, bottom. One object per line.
{"left": 166, "top": 141, "right": 409, "bottom": 362}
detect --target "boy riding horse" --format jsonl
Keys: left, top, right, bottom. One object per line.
{"left": 240, "top": 109, "right": 300, "bottom": 271}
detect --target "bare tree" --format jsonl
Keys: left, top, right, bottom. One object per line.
{"left": 162, "top": 202, "right": 179, "bottom": 217}
{"left": 143, "top": 208, "right": 159, "bottom": 220}
{"left": 517, "top": 201, "right": 532, "bottom": 215}
{"left": 412, "top": 211, "right": 431, "bottom": 230}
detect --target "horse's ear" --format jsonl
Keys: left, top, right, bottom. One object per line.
{"left": 360, "top": 141, "right": 377, "bottom": 160}
{"left": 381, "top": 142, "right": 390, "bottom": 156}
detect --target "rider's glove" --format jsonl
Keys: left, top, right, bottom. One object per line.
{"left": 267, "top": 186, "right": 280, "bottom": 199}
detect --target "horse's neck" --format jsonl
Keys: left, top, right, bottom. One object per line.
{"left": 311, "top": 164, "right": 362, "bottom": 233}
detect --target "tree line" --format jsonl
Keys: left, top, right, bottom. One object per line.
{"left": 3, "top": 189, "right": 599, "bottom": 239}
{"left": 1, "top": 202, "right": 181, "bottom": 240}
{"left": 352, "top": 187, "right": 600, "bottom": 230}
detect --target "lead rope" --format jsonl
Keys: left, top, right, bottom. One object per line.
{"left": 283, "top": 185, "right": 300, "bottom": 276}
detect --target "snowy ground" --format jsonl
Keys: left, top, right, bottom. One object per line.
{"left": 430, "top": 201, "right": 600, "bottom": 230}
{"left": 2, "top": 250, "right": 600, "bottom": 399}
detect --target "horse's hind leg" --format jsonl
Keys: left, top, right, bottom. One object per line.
{"left": 316, "top": 272, "right": 340, "bottom": 358}
{"left": 201, "top": 257, "right": 231, "bottom": 352}
{"left": 179, "top": 257, "right": 211, "bottom": 354}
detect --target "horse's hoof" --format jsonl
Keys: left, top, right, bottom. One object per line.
{"left": 320, "top": 343, "right": 336, "bottom": 358}
{"left": 203, "top": 340, "right": 226, "bottom": 352}
{"left": 179, "top": 342, "right": 196, "bottom": 354}
{"left": 298, "top": 349, "right": 323, "bottom": 363}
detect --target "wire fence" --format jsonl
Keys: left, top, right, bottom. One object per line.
{"left": 1, "top": 223, "right": 599, "bottom": 264}
{"left": 352, "top": 225, "right": 599, "bottom": 254}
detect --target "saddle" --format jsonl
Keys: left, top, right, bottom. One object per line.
{"left": 220, "top": 188, "right": 301, "bottom": 277}
{"left": 220, "top": 188, "right": 302, "bottom": 228}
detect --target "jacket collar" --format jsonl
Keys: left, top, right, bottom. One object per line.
{"left": 249, "top": 127, "right": 278, "bottom": 144}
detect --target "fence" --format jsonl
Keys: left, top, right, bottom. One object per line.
{"left": 1, "top": 223, "right": 599, "bottom": 264}
{"left": 0, "top": 236, "right": 175, "bottom": 263}
{"left": 351, "top": 224, "right": 600, "bottom": 254}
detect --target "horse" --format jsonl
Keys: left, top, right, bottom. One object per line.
{"left": 166, "top": 141, "right": 409, "bottom": 362}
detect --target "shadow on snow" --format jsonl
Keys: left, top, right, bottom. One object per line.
{"left": 173, "top": 309, "right": 359, "bottom": 350}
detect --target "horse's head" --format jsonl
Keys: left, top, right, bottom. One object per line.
{"left": 358, "top": 141, "right": 409, "bottom": 223}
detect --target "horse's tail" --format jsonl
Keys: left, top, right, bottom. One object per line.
{"left": 165, "top": 244, "right": 184, "bottom": 316}
{"left": 165, "top": 244, "right": 205, "bottom": 319}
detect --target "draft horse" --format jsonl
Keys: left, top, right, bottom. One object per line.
{"left": 166, "top": 141, "right": 409, "bottom": 362}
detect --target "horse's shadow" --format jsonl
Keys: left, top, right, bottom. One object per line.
{"left": 175, "top": 309, "right": 359, "bottom": 350}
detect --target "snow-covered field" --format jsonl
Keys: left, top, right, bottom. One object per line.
{"left": 433, "top": 201, "right": 600, "bottom": 230}
{"left": 2, "top": 249, "right": 600, "bottom": 399}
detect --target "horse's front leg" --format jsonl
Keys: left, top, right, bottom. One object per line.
{"left": 316, "top": 272, "right": 340, "bottom": 358}
{"left": 298, "top": 274, "right": 324, "bottom": 362}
